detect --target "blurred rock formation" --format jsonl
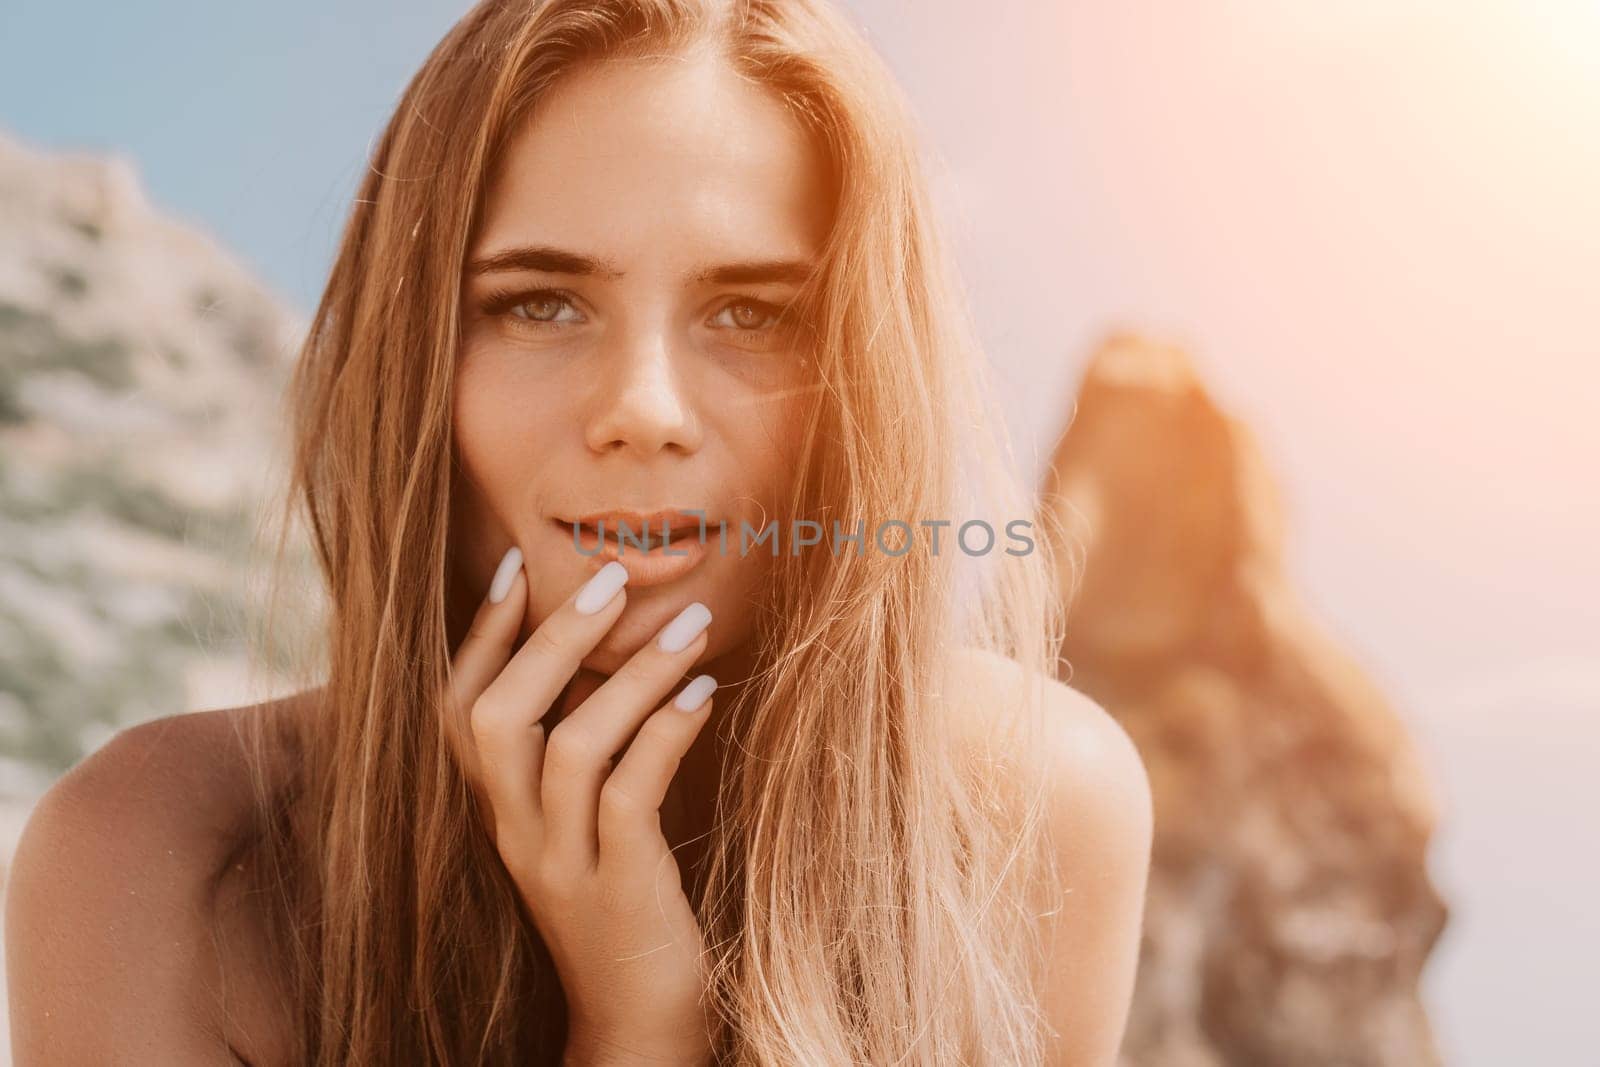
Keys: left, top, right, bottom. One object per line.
{"left": 0, "top": 132, "right": 307, "bottom": 784}
{"left": 1039, "top": 333, "right": 1449, "bottom": 1066}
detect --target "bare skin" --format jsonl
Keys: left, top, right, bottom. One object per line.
{"left": 4, "top": 645, "right": 1149, "bottom": 1065}
{"left": 4, "top": 50, "right": 1153, "bottom": 1067}
{"left": 3, "top": 699, "right": 302, "bottom": 1065}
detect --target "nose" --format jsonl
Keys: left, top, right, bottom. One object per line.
{"left": 583, "top": 325, "right": 702, "bottom": 456}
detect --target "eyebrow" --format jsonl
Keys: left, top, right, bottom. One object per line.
{"left": 466, "top": 244, "right": 816, "bottom": 286}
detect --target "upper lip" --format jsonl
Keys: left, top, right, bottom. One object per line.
{"left": 559, "top": 508, "right": 710, "bottom": 532}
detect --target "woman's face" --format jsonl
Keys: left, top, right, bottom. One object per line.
{"left": 453, "top": 51, "right": 830, "bottom": 674}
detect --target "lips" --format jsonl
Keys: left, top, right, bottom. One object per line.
{"left": 549, "top": 507, "right": 714, "bottom": 587}
{"left": 553, "top": 508, "right": 710, "bottom": 551}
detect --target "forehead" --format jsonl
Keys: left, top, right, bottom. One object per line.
{"left": 473, "top": 52, "right": 831, "bottom": 265}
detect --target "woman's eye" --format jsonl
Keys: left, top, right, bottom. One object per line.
{"left": 478, "top": 287, "right": 583, "bottom": 327}
{"left": 506, "top": 290, "right": 582, "bottom": 325}
{"left": 710, "top": 299, "right": 783, "bottom": 332}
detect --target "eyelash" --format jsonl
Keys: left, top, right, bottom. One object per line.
{"left": 478, "top": 286, "right": 792, "bottom": 342}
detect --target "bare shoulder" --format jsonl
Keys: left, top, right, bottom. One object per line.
{"left": 941, "top": 644, "right": 1152, "bottom": 868}
{"left": 4, "top": 696, "right": 305, "bottom": 1064}
{"left": 940, "top": 646, "right": 1153, "bottom": 1064}
{"left": 940, "top": 645, "right": 1152, "bottom": 820}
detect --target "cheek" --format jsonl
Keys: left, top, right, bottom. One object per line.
{"left": 453, "top": 358, "right": 501, "bottom": 475}
{"left": 452, "top": 394, "right": 494, "bottom": 489}
{"left": 730, "top": 388, "right": 808, "bottom": 500}
{"left": 451, "top": 367, "right": 566, "bottom": 594}
{"left": 454, "top": 364, "right": 548, "bottom": 490}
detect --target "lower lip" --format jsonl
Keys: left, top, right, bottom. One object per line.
{"left": 550, "top": 519, "right": 711, "bottom": 588}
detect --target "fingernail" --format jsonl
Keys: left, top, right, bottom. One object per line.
{"left": 488, "top": 546, "right": 523, "bottom": 604}
{"left": 657, "top": 602, "right": 712, "bottom": 653}
{"left": 674, "top": 674, "right": 717, "bottom": 711}
{"left": 575, "top": 560, "right": 630, "bottom": 615}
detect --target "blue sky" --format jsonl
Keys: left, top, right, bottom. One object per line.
{"left": 0, "top": 0, "right": 464, "bottom": 311}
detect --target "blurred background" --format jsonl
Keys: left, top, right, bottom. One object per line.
{"left": 0, "top": 1, "right": 1594, "bottom": 1063}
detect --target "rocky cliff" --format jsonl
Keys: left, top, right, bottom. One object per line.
{"left": 0, "top": 131, "right": 306, "bottom": 784}
{"left": 1039, "top": 333, "right": 1449, "bottom": 1065}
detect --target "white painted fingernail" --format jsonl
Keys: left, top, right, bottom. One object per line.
{"left": 657, "top": 602, "right": 712, "bottom": 653}
{"left": 575, "top": 560, "right": 629, "bottom": 615}
{"left": 488, "top": 546, "right": 523, "bottom": 604}
{"left": 674, "top": 674, "right": 717, "bottom": 711}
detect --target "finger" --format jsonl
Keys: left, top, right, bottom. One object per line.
{"left": 449, "top": 546, "right": 528, "bottom": 718}
{"left": 541, "top": 602, "right": 712, "bottom": 869}
{"left": 446, "top": 546, "right": 529, "bottom": 833}
{"left": 472, "top": 559, "right": 632, "bottom": 858}
{"left": 596, "top": 675, "right": 717, "bottom": 873}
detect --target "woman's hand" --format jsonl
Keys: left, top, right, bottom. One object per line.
{"left": 447, "top": 548, "right": 720, "bottom": 1066}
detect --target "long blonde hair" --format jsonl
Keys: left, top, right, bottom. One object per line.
{"left": 239, "top": 0, "right": 1070, "bottom": 1062}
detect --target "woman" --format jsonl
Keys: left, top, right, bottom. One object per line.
{"left": 4, "top": 0, "right": 1152, "bottom": 1063}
